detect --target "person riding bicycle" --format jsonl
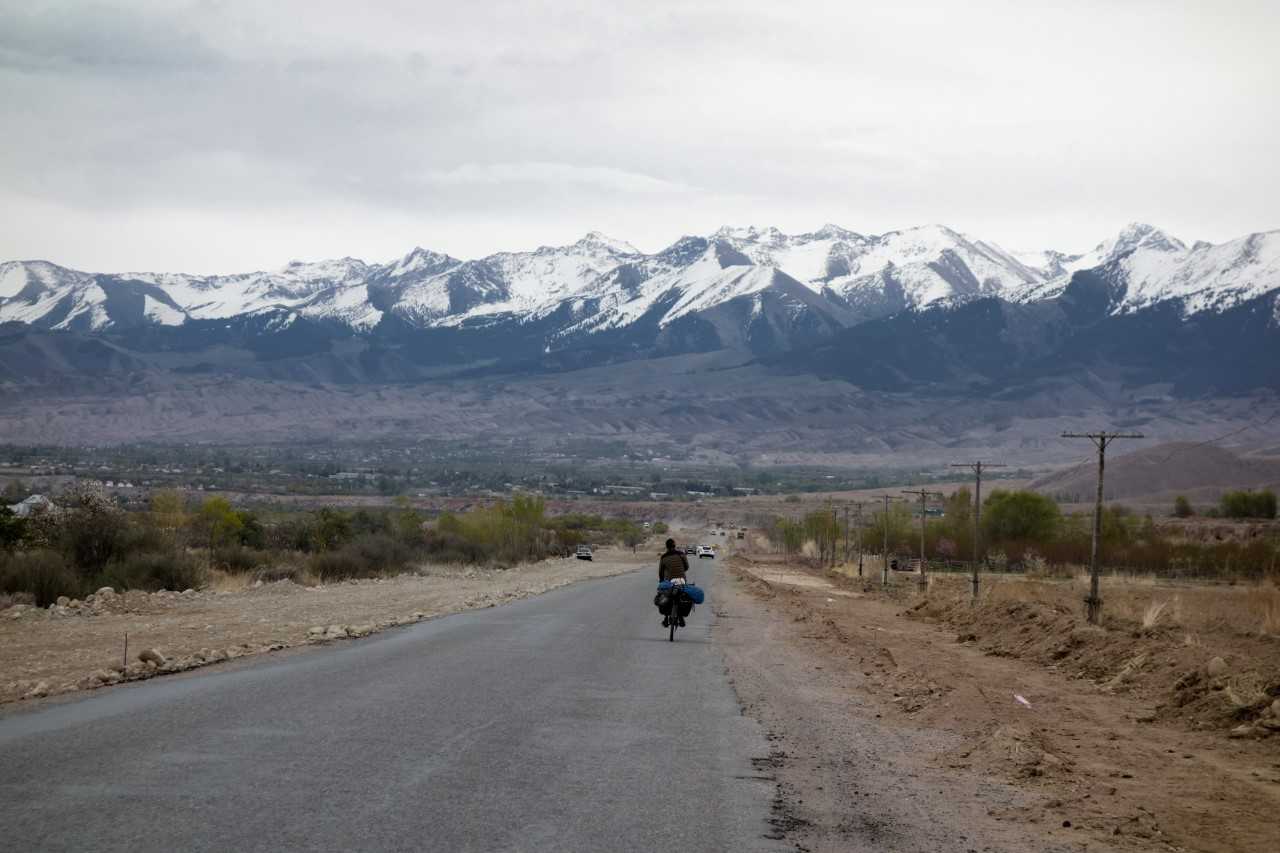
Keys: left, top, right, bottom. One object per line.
{"left": 659, "top": 538, "right": 689, "bottom": 582}
{"left": 658, "top": 538, "right": 690, "bottom": 627}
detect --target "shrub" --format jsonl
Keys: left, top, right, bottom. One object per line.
{"left": 309, "top": 534, "right": 413, "bottom": 581}
{"left": 0, "top": 507, "right": 27, "bottom": 551}
{"left": 57, "top": 505, "right": 129, "bottom": 572}
{"left": 1173, "top": 496, "right": 1194, "bottom": 518}
{"left": 0, "top": 550, "right": 80, "bottom": 606}
{"left": 101, "top": 550, "right": 206, "bottom": 592}
{"left": 211, "top": 545, "right": 266, "bottom": 573}
{"left": 1220, "top": 489, "right": 1278, "bottom": 519}
{"left": 983, "top": 490, "right": 1061, "bottom": 544}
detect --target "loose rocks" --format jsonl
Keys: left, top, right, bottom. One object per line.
{"left": 138, "top": 648, "right": 167, "bottom": 666}
{"left": 1205, "top": 656, "right": 1228, "bottom": 678}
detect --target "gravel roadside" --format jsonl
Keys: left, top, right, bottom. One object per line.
{"left": 1, "top": 548, "right": 647, "bottom": 706}
{"left": 717, "top": 557, "right": 1280, "bottom": 853}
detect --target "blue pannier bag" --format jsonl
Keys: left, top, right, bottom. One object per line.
{"left": 656, "top": 581, "right": 705, "bottom": 605}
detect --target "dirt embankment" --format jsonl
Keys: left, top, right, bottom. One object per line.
{"left": 1, "top": 549, "right": 645, "bottom": 706}
{"left": 721, "top": 555, "right": 1280, "bottom": 853}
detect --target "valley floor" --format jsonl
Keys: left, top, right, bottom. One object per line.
{"left": 720, "top": 557, "right": 1280, "bottom": 853}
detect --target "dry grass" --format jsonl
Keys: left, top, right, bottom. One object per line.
{"left": 1142, "top": 600, "right": 1170, "bottom": 630}
{"left": 205, "top": 569, "right": 254, "bottom": 594}
{"left": 925, "top": 571, "right": 1280, "bottom": 638}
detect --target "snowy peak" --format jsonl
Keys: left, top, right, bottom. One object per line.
{"left": 571, "top": 231, "right": 640, "bottom": 255}
{"left": 385, "top": 247, "right": 459, "bottom": 279}
{"left": 3, "top": 223, "right": 1279, "bottom": 342}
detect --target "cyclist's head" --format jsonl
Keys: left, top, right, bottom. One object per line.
{"left": 665, "top": 538, "right": 676, "bottom": 550}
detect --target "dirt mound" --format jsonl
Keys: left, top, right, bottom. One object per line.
{"left": 1028, "top": 442, "right": 1280, "bottom": 503}
{"left": 926, "top": 594, "right": 1280, "bottom": 736}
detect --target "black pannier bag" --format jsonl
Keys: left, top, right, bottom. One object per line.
{"left": 676, "top": 592, "right": 694, "bottom": 618}
{"left": 654, "top": 591, "right": 674, "bottom": 615}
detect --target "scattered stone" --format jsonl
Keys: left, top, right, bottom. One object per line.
{"left": 307, "top": 626, "right": 326, "bottom": 638}
{"left": 138, "top": 648, "right": 167, "bottom": 666}
{"left": 68, "top": 599, "right": 82, "bottom": 609}
{"left": 412, "top": 611, "right": 427, "bottom": 620}
{"left": 1228, "top": 723, "right": 1255, "bottom": 739}
{"left": 325, "top": 625, "right": 348, "bottom": 639}
{"left": 181, "top": 588, "right": 196, "bottom": 596}
{"left": 1134, "top": 709, "right": 1157, "bottom": 724}
{"left": 96, "top": 586, "right": 116, "bottom": 597}
{"left": 56, "top": 596, "right": 70, "bottom": 607}
{"left": 1270, "top": 699, "right": 1280, "bottom": 718}
{"left": 1205, "top": 656, "right": 1228, "bottom": 678}
{"left": 24, "top": 681, "right": 49, "bottom": 699}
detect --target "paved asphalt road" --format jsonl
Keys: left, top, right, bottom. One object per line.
{"left": 0, "top": 563, "right": 777, "bottom": 852}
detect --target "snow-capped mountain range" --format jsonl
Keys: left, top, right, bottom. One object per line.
{"left": 4, "top": 223, "right": 1278, "bottom": 340}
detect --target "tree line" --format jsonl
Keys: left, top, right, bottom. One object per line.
{"left": 761, "top": 487, "right": 1280, "bottom": 581}
{"left": 0, "top": 487, "right": 650, "bottom": 607}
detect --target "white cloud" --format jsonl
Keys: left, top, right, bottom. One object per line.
{"left": 0, "top": 0, "right": 1276, "bottom": 271}
{"left": 418, "top": 162, "right": 695, "bottom": 195}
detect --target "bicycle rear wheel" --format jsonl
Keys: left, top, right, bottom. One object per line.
{"left": 669, "top": 614, "right": 677, "bottom": 642}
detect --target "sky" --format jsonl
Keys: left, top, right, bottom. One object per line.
{"left": 0, "top": 0, "right": 1277, "bottom": 274}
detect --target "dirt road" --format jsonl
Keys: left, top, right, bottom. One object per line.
{"left": 719, "top": 557, "right": 1280, "bottom": 853}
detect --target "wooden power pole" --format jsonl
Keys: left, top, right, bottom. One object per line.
{"left": 1061, "top": 431, "right": 1144, "bottom": 624}
{"left": 853, "top": 502, "right": 865, "bottom": 577}
{"left": 950, "top": 461, "right": 1007, "bottom": 603}
{"left": 901, "top": 489, "right": 943, "bottom": 592}
{"left": 879, "top": 494, "right": 897, "bottom": 586}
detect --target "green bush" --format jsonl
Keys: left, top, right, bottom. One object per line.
{"left": 0, "top": 507, "right": 27, "bottom": 551}
{"left": 1173, "top": 495, "right": 1193, "bottom": 518}
{"left": 1220, "top": 489, "right": 1277, "bottom": 519}
{"left": 101, "top": 550, "right": 206, "bottom": 592}
{"left": 0, "top": 550, "right": 80, "bottom": 606}
{"left": 983, "top": 490, "right": 1061, "bottom": 543}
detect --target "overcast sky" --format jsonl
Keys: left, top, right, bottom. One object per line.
{"left": 1, "top": 0, "right": 1277, "bottom": 274}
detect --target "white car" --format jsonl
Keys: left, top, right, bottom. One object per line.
{"left": 697, "top": 545, "right": 715, "bottom": 559}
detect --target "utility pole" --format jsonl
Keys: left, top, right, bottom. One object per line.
{"left": 1061, "top": 431, "right": 1145, "bottom": 624}
{"left": 831, "top": 505, "right": 838, "bottom": 569}
{"left": 855, "top": 503, "right": 864, "bottom": 578}
{"left": 843, "top": 505, "right": 850, "bottom": 565}
{"left": 879, "top": 494, "right": 897, "bottom": 586}
{"left": 901, "top": 489, "right": 943, "bottom": 592}
{"left": 950, "top": 461, "right": 1007, "bottom": 603}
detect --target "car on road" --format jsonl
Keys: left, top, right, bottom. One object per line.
{"left": 697, "top": 545, "right": 715, "bottom": 559}
{"left": 576, "top": 545, "right": 593, "bottom": 561}
{"left": 684, "top": 545, "right": 697, "bottom": 556}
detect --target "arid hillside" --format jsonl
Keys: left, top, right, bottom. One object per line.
{"left": 1029, "top": 442, "right": 1280, "bottom": 506}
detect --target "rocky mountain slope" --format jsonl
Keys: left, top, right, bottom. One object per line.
{"left": 2, "top": 222, "right": 1278, "bottom": 394}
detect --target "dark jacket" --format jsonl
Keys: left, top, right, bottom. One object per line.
{"left": 659, "top": 548, "right": 689, "bottom": 582}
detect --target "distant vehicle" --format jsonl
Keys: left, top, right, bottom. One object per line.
{"left": 576, "top": 545, "right": 593, "bottom": 561}
{"left": 684, "top": 545, "right": 696, "bottom": 556}
{"left": 737, "top": 530, "right": 745, "bottom": 539}
{"left": 697, "top": 545, "right": 715, "bottom": 559}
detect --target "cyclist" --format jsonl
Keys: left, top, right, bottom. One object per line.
{"left": 659, "top": 538, "right": 689, "bottom": 582}
{"left": 658, "top": 538, "right": 690, "bottom": 627}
